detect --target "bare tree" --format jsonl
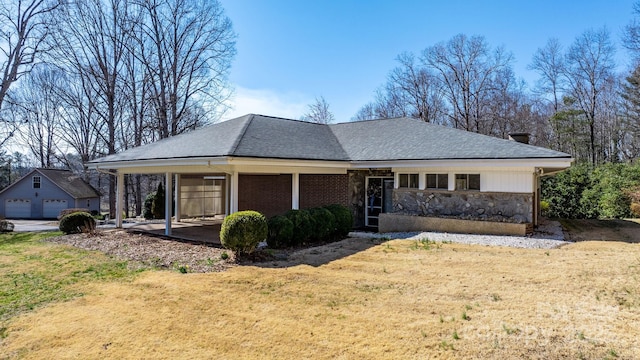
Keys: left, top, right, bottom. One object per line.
{"left": 564, "top": 27, "right": 615, "bottom": 165}
{"left": 0, "top": 0, "right": 61, "bottom": 149}
{"left": 135, "top": 0, "right": 236, "bottom": 138}
{"left": 421, "top": 34, "right": 513, "bottom": 133}
{"left": 50, "top": 0, "right": 132, "bottom": 216}
{"left": 14, "top": 65, "right": 63, "bottom": 167}
{"left": 529, "top": 38, "right": 565, "bottom": 113}
{"left": 623, "top": 1, "right": 640, "bottom": 59}
{"left": 352, "top": 52, "right": 444, "bottom": 123}
{"left": 302, "top": 96, "right": 335, "bottom": 124}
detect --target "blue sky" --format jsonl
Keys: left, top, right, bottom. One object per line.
{"left": 220, "top": 0, "right": 636, "bottom": 122}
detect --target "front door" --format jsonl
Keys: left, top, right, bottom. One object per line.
{"left": 365, "top": 177, "right": 394, "bottom": 227}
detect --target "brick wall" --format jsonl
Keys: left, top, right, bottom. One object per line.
{"left": 299, "top": 174, "right": 348, "bottom": 209}
{"left": 238, "top": 174, "right": 292, "bottom": 218}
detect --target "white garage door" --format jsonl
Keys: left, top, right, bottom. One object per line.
{"left": 5, "top": 199, "right": 31, "bottom": 218}
{"left": 43, "top": 199, "right": 68, "bottom": 219}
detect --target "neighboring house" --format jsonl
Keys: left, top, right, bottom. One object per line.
{"left": 0, "top": 169, "right": 101, "bottom": 219}
{"left": 87, "top": 114, "right": 573, "bottom": 236}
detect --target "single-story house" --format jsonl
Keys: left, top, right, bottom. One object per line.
{"left": 87, "top": 114, "right": 573, "bottom": 236}
{"left": 0, "top": 168, "right": 101, "bottom": 219}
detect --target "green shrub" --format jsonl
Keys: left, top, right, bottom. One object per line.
{"left": 57, "top": 208, "right": 90, "bottom": 220}
{"left": 324, "top": 204, "right": 353, "bottom": 237}
{"left": 59, "top": 212, "right": 96, "bottom": 234}
{"left": 267, "top": 215, "right": 294, "bottom": 248}
{"left": 220, "top": 210, "right": 267, "bottom": 255}
{"left": 0, "top": 219, "right": 14, "bottom": 232}
{"left": 285, "top": 209, "right": 313, "bottom": 245}
{"left": 308, "top": 207, "right": 336, "bottom": 242}
{"left": 143, "top": 192, "right": 155, "bottom": 219}
{"left": 152, "top": 183, "right": 165, "bottom": 219}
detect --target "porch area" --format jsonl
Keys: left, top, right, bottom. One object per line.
{"left": 125, "top": 218, "right": 223, "bottom": 245}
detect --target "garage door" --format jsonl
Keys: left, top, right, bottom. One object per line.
{"left": 43, "top": 199, "right": 68, "bottom": 219}
{"left": 5, "top": 199, "right": 31, "bottom": 218}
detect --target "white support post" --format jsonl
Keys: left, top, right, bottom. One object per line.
{"left": 115, "top": 171, "right": 124, "bottom": 228}
{"left": 230, "top": 171, "right": 239, "bottom": 213}
{"left": 174, "top": 174, "right": 181, "bottom": 222}
{"left": 418, "top": 172, "right": 426, "bottom": 190}
{"left": 225, "top": 174, "right": 230, "bottom": 216}
{"left": 165, "top": 172, "right": 172, "bottom": 236}
{"left": 292, "top": 173, "right": 299, "bottom": 210}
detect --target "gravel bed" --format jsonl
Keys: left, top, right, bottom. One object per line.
{"left": 349, "top": 219, "right": 569, "bottom": 249}
{"left": 46, "top": 230, "right": 235, "bottom": 273}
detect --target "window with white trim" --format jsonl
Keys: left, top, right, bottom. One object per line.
{"left": 398, "top": 173, "right": 419, "bottom": 189}
{"left": 32, "top": 176, "right": 41, "bottom": 189}
{"left": 426, "top": 173, "right": 448, "bottom": 190}
{"left": 455, "top": 174, "right": 480, "bottom": 191}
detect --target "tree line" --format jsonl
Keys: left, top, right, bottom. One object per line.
{"left": 353, "top": 9, "right": 640, "bottom": 167}
{"left": 3, "top": 1, "right": 640, "bottom": 219}
{"left": 0, "top": 0, "right": 236, "bottom": 216}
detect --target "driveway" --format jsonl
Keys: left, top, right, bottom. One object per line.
{"left": 10, "top": 220, "right": 60, "bottom": 232}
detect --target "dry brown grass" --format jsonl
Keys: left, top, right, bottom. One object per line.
{"left": 2, "top": 238, "right": 640, "bottom": 359}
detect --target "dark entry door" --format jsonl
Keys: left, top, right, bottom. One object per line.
{"left": 365, "top": 177, "right": 393, "bottom": 227}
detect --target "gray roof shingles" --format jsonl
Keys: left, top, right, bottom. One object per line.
{"left": 89, "top": 114, "right": 570, "bottom": 164}
{"left": 37, "top": 169, "right": 101, "bottom": 198}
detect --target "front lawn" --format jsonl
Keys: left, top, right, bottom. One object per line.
{"left": 0, "top": 232, "right": 142, "bottom": 325}
{"left": 1, "top": 232, "right": 639, "bottom": 359}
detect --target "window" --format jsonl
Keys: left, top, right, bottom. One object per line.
{"left": 426, "top": 174, "right": 448, "bottom": 190}
{"left": 32, "top": 176, "right": 41, "bottom": 189}
{"left": 455, "top": 174, "right": 480, "bottom": 191}
{"left": 398, "top": 174, "right": 419, "bottom": 188}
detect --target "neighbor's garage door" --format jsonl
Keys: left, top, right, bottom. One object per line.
{"left": 5, "top": 199, "right": 31, "bottom": 218}
{"left": 43, "top": 199, "right": 68, "bottom": 219}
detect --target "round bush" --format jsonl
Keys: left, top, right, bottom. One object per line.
{"left": 0, "top": 219, "right": 14, "bottom": 232}
{"left": 267, "top": 215, "right": 294, "bottom": 248}
{"left": 220, "top": 210, "right": 267, "bottom": 255}
{"left": 308, "top": 207, "right": 336, "bottom": 242}
{"left": 59, "top": 212, "right": 96, "bottom": 234}
{"left": 285, "top": 209, "right": 313, "bottom": 245}
{"left": 324, "top": 204, "right": 353, "bottom": 237}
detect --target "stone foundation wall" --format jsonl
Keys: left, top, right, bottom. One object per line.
{"left": 393, "top": 189, "right": 533, "bottom": 224}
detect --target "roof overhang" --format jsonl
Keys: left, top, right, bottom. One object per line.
{"left": 351, "top": 157, "right": 574, "bottom": 170}
{"left": 87, "top": 156, "right": 574, "bottom": 175}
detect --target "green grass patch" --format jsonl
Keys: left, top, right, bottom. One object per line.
{"left": 0, "top": 232, "right": 144, "bottom": 322}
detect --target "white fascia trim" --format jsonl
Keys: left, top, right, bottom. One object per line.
{"left": 227, "top": 157, "right": 351, "bottom": 169}
{"left": 88, "top": 156, "right": 351, "bottom": 171}
{"left": 352, "top": 158, "right": 574, "bottom": 169}
{"left": 87, "top": 157, "right": 229, "bottom": 170}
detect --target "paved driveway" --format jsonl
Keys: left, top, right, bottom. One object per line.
{"left": 9, "top": 220, "right": 59, "bottom": 232}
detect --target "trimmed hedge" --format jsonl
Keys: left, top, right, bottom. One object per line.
{"left": 308, "top": 207, "right": 336, "bottom": 241}
{"left": 324, "top": 204, "right": 353, "bottom": 236}
{"left": 266, "top": 204, "right": 353, "bottom": 249}
{"left": 59, "top": 212, "right": 96, "bottom": 234}
{"left": 220, "top": 210, "right": 267, "bottom": 255}
{"left": 285, "top": 209, "right": 313, "bottom": 245}
{"left": 267, "top": 215, "right": 294, "bottom": 248}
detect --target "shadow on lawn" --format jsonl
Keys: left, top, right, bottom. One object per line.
{"left": 249, "top": 237, "right": 387, "bottom": 268}
{"left": 560, "top": 218, "right": 640, "bottom": 243}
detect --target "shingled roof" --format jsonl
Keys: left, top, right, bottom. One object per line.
{"left": 89, "top": 114, "right": 571, "bottom": 164}
{"left": 37, "top": 169, "right": 100, "bottom": 198}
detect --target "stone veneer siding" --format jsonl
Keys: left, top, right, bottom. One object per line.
{"left": 299, "top": 174, "right": 349, "bottom": 209}
{"left": 392, "top": 189, "right": 533, "bottom": 224}
{"left": 348, "top": 169, "right": 393, "bottom": 228}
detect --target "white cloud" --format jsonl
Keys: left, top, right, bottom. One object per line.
{"left": 222, "top": 86, "right": 310, "bottom": 121}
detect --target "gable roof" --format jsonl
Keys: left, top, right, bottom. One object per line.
{"left": 0, "top": 169, "right": 100, "bottom": 199}
{"left": 88, "top": 114, "right": 571, "bottom": 165}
